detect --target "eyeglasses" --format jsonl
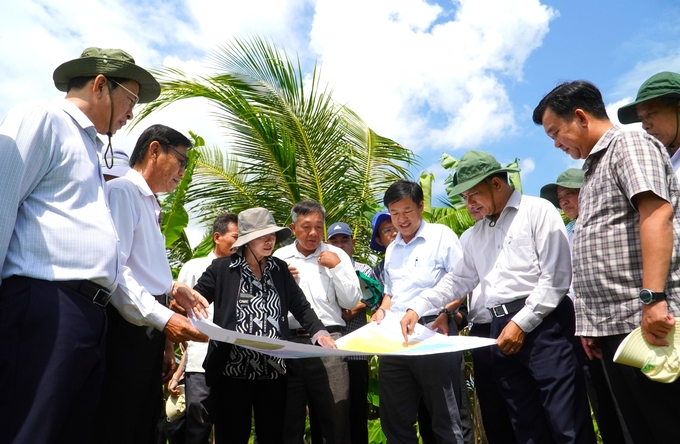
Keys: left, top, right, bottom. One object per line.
{"left": 381, "top": 226, "right": 396, "bottom": 235}
{"left": 109, "top": 78, "right": 139, "bottom": 108}
{"left": 167, "top": 146, "right": 188, "bottom": 169}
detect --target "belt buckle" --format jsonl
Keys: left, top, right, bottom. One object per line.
{"left": 92, "top": 288, "right": 112, "bottom": 307}
{"left": 491, "top": 304, "right": 508, "bottom": 317}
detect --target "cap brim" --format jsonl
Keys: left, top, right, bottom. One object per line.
{"left": 618, "top": 92, "right": 680, "bottom": 125}
{"left": 53, "top": 58, "right": 160, "bottom": 103}
{"left": 370, "top": 213, "right": 392, "bottom": 252}
{"left": 232, "top": 226, "right": 291, "bottom": 249}
{"left": 449, "top": 166, "right": 521, "bottom": 196}
{"left": 540, "top": 183, "right": 559, "bottom": 207}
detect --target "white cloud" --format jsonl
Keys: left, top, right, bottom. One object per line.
{"left": 520, "top": 158, "right": 536, "bottom": 178}
{"left": 308, "top": 0, "right": 556, "bottom": 151}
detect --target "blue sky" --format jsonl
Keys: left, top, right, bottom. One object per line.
{"left": 2, "top": 0, "right": 680, "bottom": 233}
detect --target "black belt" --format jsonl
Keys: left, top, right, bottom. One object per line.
{"left": 418, "top": 315, "right": 439, "bottom": 325}
{"left": 153, "top": 294, "right": 168, "bottom": 307}
{"left": 489, "top": 297, "right": 527, "bottom": 318}
{"left": 289, "top": 325, "right": 343, "bottom": 337}
{"left": 59, "top": 280, "right": 112, "bottom": 307}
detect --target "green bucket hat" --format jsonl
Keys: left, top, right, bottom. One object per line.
{"left": 53, "top": 47, "right": 161, "bottom": 103}
{"left": 618, "top": 72, "right": 680, "bottom": 124}
{"left": 540, "top": 168, "right": 584, "bottom": 208}
{"left": 449, "top": 150, "right": 520, "bottom": 196}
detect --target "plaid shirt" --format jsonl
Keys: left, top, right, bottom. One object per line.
{"left": 573, "top": 126, "right": 680, "bottom": 336}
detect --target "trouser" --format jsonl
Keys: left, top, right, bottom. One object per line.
{"left": 379, "top": 352, "right": 464, "bottom": 444}
{"left": 185, "top": 372, "right": 214, "bottom": 444}
{"left": 469, "top": 323, "right": 517, "bottom": 444}
{"left": 0, "top": 276, "right": 108, "bottom": 444}
{"left": 284, "top": 332, "right": 350, "bottom": 444}
{"left": 490, "top": 297, "right": 596, "bottom": 444}
{"left": 599, "top": 333, "right": 680, "bottom": 444}
{"left": 88, "top": 304, "right": 167, "bottom": 444}
{"left": 213, "top": 374, "right": 288, "bottom": 444}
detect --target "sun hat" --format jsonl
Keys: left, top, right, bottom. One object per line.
{"left": 101, "top": 148, "right": 131, "bottom": 178}
{"left": 614, "top": 326, "right": 680, "bottom": 383}
{"left": 539, "top": 168, "right": 584, "bottom": 208}
{"left": 369, "top": 210, "right": 391, "bottom": 252}
{"left": 53, "top": 47, "right": 160, "bottom": 103}
{"left": 449, "top": 150, "right": 521, "bottom": 196}
{"left": 231, "top": 207, "right": 291, "bottom": 249}
{"left": 165, "top": 385, "right": 186, "bottom": 422}
{"left": 618, "top": 72, "right": 680, "bottom": 124}
{"left": 327, "top": 222, "right": 353, "bottom": 240}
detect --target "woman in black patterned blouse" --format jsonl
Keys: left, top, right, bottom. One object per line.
{"left": 193, "top": 207, "right": 336, "bottom": 444}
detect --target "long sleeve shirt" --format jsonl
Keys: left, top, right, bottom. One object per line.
{"left": 0, "top": 99, "right": 119, "bottom": 288}
{"left": 274, "top": 241, "right": 361, "bottom": 329}
{"left": 107, "top": 169, "right": 174, "bottom": 331}
{"left": 411, "top": 191, "right": 572, "bottom": 333}
{"left": 384, "top": 221, "right": 463, "bottom": 316}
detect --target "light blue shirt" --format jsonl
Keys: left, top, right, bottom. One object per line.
{"left": 384, "top": 220, "right": 463, "bottom": 315}
{"left": 0, "top": 99, "right": 119, "bottom": 288}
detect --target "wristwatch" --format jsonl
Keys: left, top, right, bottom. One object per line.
{"left": 439, "top": 308, "right": 455, "bottom": 322}
{"left": 639, "top": 289, "right": 667, "bottom": 305}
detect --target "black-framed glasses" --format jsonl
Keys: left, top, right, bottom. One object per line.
{"left": 108, "top": 78, "right": 139, "bottom": 107}
{"left": 168, "top": 146, "right": 188, "bottom": 169}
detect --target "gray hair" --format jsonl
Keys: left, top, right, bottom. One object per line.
{"left": 291, "top": 200, "right": 326, "bottom": 223}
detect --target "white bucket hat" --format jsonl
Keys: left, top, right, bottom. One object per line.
{"left": 614, "top": 326, "right": 680, "bottom": 383}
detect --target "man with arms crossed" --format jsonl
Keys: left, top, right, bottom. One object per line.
{"left": 533, "top": 80, "right": 680, "bottom": 443}
{"left": 274, "top": 200, "right": 361, "bottom": 444}
{"left": 401, "top": 152, "right": 595, "bottom": 444}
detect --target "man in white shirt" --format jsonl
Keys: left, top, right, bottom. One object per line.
{"left": 0, "top": 48, "right": 163, "bottom": 444}
{"left": 176, "top": 212, "right": 239, "bottom": 444}
{"left": 371, "top": 180, "right": 466, "bottom": 444}
{"left": 401, "top": 151, "right": 595, "bottom": 444}
{"left": 274, "top": 200, "right": 361, "bottom": 444}
{"left": 618, "top": 71, "right": 680, "bottom": 180}
{"left": 89, "top": 124, "right": 209, "bottom": 444}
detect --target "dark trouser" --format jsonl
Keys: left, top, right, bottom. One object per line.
{"left": 379, "top": 353, "right": 464, "bottom": 444}
{"left": 419, "top": 320, "right": 473, "bottom": 444}
{"left": 580, "top": 347, "right": 628, "bottom": 444}
{"left": 88, "top": 304, "right": 166, "bottom": 444}
{"left": 185, "top": 372, "right": 214, "bottom": 444}
{"left": 0, "top": 276, "right": 108, "bottom": 444}
{"left": 284, "top": 332, "right": 350, "bottom": 444}
{"left": 599, "top": 333, "right": 680, "bottom": 444}
{"left": 469, "top": 323, "right": 517, "bottom": 444}
{"left": 490, "top": 298, "right": 595, "bottom": 444}
{"left": 346, "top": 360, "right": 369, "bottom": 444}
{"left": 212, "top": 374, "right": 288, "bottom": 444}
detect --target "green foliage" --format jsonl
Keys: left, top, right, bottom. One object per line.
{"left": 136, "top": 35, "right": 417, "bottom": 266}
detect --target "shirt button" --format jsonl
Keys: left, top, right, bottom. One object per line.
{"left": 576, "top": 293, "right": 581, "bottom": 298}
{"left": 573, "top": 267, "right": 577, "bottom": 273}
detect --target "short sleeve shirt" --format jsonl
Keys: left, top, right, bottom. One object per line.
{"left": 573, "top": 126, "right": 680, "bottom": 336}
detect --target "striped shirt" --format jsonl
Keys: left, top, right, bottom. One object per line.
{"left": 573, "top": 126, "right": 680, "bottom": 336}
{"left": 0, "top": 99, "right": 119, "bottom": 288}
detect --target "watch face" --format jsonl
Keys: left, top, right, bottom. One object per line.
{"left": 640, "top": 289, "right": 654, "bottom": 304}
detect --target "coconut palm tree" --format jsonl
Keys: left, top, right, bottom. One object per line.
{"left": 136, "top": 36, "right": 416, "bottom": 265}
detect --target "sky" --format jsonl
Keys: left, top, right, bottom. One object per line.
{"left": 2, "top": 0, "right": 680, "bottom": 241}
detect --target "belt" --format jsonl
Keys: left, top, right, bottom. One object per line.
{"left": 418, "top": 315, "right": 439, "bottom": 325}
{"left": 59, "top": 280, "right": 112, "bottom": 307}
{"left": 489, "top": 298, "right": 527, "bottom": 318}
{"left": 289, "top": 325, "right": 343, "bottom": 337}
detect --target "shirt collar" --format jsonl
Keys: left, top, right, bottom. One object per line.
{"left": 123, "top": 168, "right": 155, "bottom": 198}
{"left": 292, "top": 240, "right": 325, "bottom": 258}
{"left": 393, "top": 219, "right": 427, "bottom": 246}
{"left": 482, "top": 189, "right": 521, "bottom": 223}
{"left": 58, "top": 99, "right": 103, "bottom": 148}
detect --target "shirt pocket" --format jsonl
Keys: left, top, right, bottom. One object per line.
{"left": 410, "top": 259, "right": 440, "bottom": 287}
{"left": 503, "top": 237, "right": 536, "bottom": 272}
